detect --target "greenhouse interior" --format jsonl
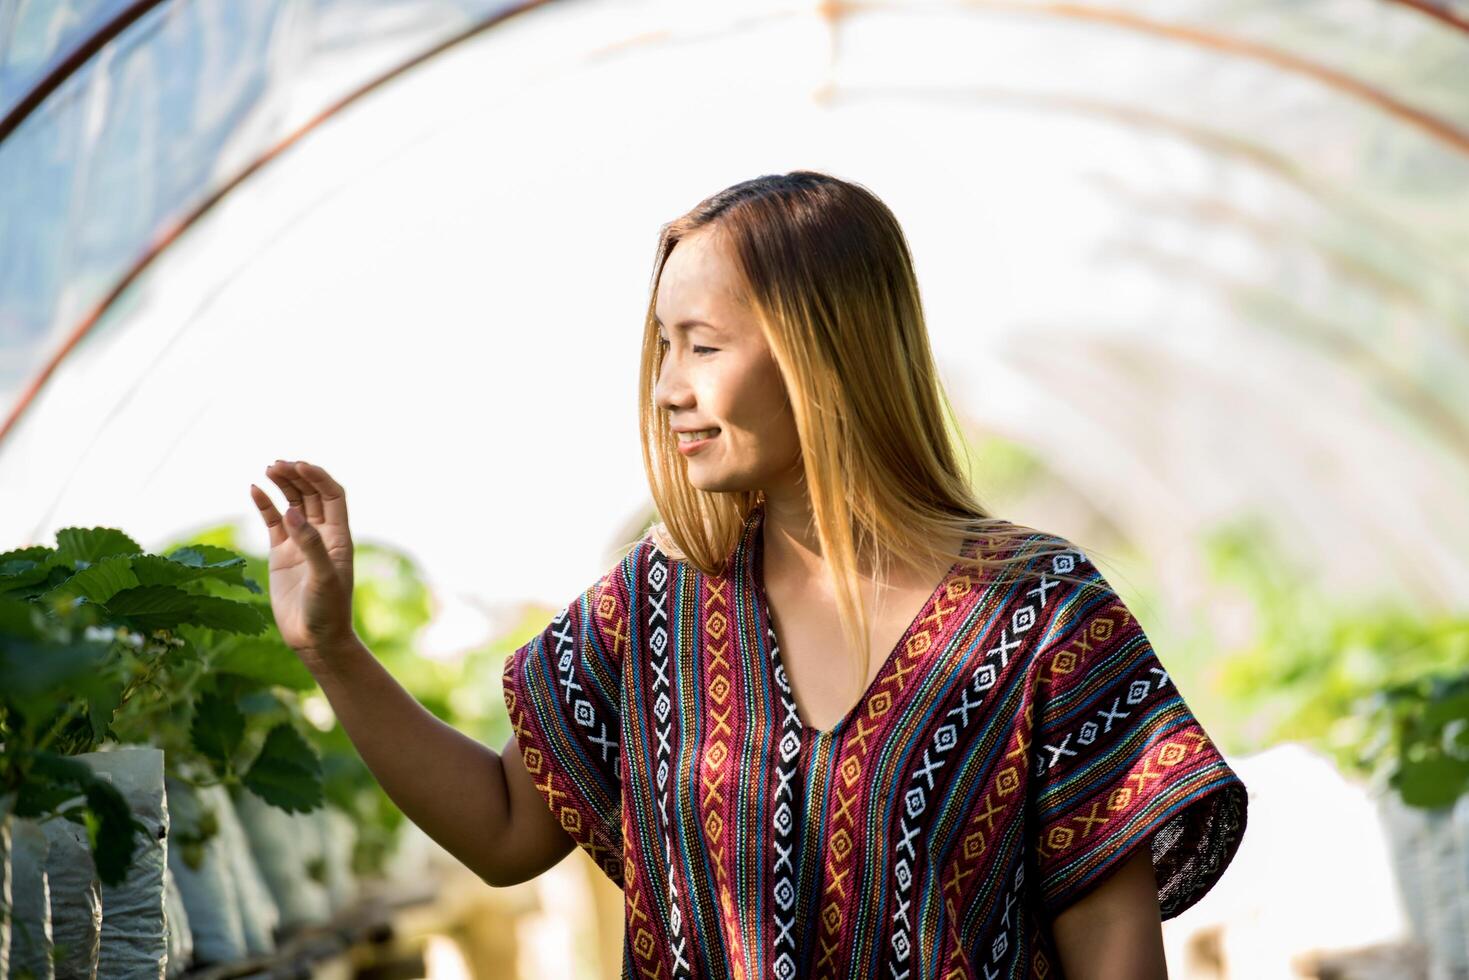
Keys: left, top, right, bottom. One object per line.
{"left": 3, "top": 0, "right": 1469, "bottom": 977}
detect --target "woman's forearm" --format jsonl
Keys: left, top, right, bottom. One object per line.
{"left": 302, "top": 634, "right": 514, "bottom": 882}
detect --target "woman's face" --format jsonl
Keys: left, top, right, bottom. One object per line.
{"left": 653, "top": 226, "right": 802, "bottom": 497}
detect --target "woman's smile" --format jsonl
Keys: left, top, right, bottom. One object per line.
{"left": 676, "top": 428, "right": 720, "bottom": 454}
{"left": 652, "top": 224, "right": 802, "bottom": 495}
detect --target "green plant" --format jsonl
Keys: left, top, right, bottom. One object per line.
{"left": 162, "top": 526, "right": 414, "bottom": 875}
{"left": 1352, "top": 648, "right": 1469, "bottom": 807}
{"left": 172, "top": 526, "right": 518, "bottom": 875}
{"left": 0, "top": 595, "right": 137, "bottom": 885}
{"left": 0, "top": 527, "right": 324, "bottom": 886}
{"left": 1204, "top": 516, "right": 1469, "bottom": 807}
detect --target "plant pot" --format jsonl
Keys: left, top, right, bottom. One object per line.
{"left": 314, "top": 806, "right": 358, "bottom": 914}
{"left": 203, "top": 785, "right": 277, "bottom": 956}
{"left": 5, "top": 815, "right": 55, "bottom": 980}
{"left": 162, "top": 776, "right": 246, "bottom": 966}
{"left": 1, "top": 798, "right": 12, "bottom": 978}
{"left": 1376, "top": 790, "right": 1469, "bottom": 978}
{"left": 1450, "top": 794, "right": 1469, "bottom": 972}
{"left": 231, "top": 793, "right": 330, "bottom": 932}
{"left": 40, "top": 813, "right": 100, "bottom": 980}
{"left": 78, "top": 747, "right": 169, "bottom": 980}
{"left": 161, "top": 866, "right": 191, "bottom": 978}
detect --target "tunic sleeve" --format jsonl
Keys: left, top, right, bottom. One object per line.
{"left": 501, "top": 539, "right": 648, "bottom": 885}
{"left": 1027, "top": 548, "right": 1248, "bottom": 922}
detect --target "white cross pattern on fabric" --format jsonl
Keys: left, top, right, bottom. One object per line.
{"left": 767, "top": 618, "right": 804, "bottom": 978}
{"left": 645, "top": 548, "right": 692, "bottom": 980}
{"left": 883, "top": 545, "right": 1085, "bottom": 976}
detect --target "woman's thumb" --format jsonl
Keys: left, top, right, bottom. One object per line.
{"left": 284, "top": 507, "right": 335, "bottom": 579}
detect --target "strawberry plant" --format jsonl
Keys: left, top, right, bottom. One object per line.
{"left": 0, "top": 527, "right": 325, "bottom": 888}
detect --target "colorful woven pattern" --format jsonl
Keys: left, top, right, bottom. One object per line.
{"left": 502, "top": 502, "right": 1248, "bottom": 978}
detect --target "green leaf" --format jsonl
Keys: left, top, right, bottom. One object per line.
{"left": 0, "top": 594, "right": 43, "bottom": 638}
{"left": 0, "top": 548, "right": 54, "bottom": 593}
{"left": 191, "top": 692, "right": 246, "bottom": 769}
{"left": 23, "top": 750, "right": 92, "bottom": 783}
{"left": 15, "top": 751, "right": 143, "bottom": 886}
{"left": 243, "top": 724, "right": 323, "bottom": 813}
{"left": 0, "top": 635, "right": 110, "bottom": 700}
{"left": 40, "top": 555, "right": 139, "bottom": 605}
{"left": 0, "top": 545, "right": 52, "bottom": 568}
{"left": 102, "top": 585, "right": 196, "bottom": 631}
{"left": 161, "top": 545, "right": 232, "bottom": 567}
{"left": 14, "top": 777, "right": 85, "bottom": 817}
{"left": 186, "top": 594, "right": 267, "bottom": 634}
{"left": 86, "top": 676, "right": 126, "bottom": 743}
{"left": 1424, "top": 689, "right": 1469, "bottom": 729}
{"left": 138, "top": 549, "right": 261, "bottom": 594}
{"left": 23, "top": 563, "right": 79, "bottom": 601}
{"left": 84, "top": 776, "right": 141, "bottom": 887}
{"left": 53, "top": 528, "right": 142, "bottom": 565}
{"left": 237, "top": 688, "right": 286, "bottom": 716}
{"left": 1393, "top": 753, "right": 1469, "bottom": 808}
{"left": 211, "top": 635, "right": 315, "bottom": 691}
{"left": 103, "top": 586, "right": 265, "bottom": 634}
{"left": 163, "top": 537, "right": 268, "bottom": 600}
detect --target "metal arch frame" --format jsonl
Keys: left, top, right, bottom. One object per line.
{"left": 0, "top": 0, "right": 165, "bottom": 145}
{"left": 2, "top": 0, "right": 1468, "bottom": 446}
{"left": 5, "top": 0, "right": 1466, "bottom": 149}
{"left": 1392, "top": 0, "right": 1469, "bottom": 34}
{"left": 831, "top": 0, "right": 1469, "bottom": 155}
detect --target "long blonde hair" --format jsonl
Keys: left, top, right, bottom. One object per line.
{"left": 636, "top": 170, "right": 1109, "bottom": 689}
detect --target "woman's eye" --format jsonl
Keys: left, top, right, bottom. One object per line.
{"left": 654, "top": 336, "right": 714, "bottom": 355}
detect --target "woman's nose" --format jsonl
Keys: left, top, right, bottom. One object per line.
{"left": 654, "top": 353, "right": 694, "bottom": 412}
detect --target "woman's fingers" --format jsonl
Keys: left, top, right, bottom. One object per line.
{"left": 259, "top": 459, "right": 350, "bottom": 553}
{"left": 266, "top": 461, "right": 306, "bottom": 510}
{"left": 282, "top": 505, "right": 336, "bottom": 582}
{"left": 295, "top": 461, "right": 349, "bottom": 527}
{"left": 250, "top": 483, "right": 288, "bottom": 549}
{"left": 280, "top": 460, "right": 325, "bottom": 523}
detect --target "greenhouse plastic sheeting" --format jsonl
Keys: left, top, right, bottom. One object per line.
{"left": 0, "top": 0, "right": 519, "bottom": 405}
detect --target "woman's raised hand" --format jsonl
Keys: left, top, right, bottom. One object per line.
{"left": 249, "top": 460, "right": 357, "bottom": 663}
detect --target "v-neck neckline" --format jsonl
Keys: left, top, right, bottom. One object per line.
{"left": 742, "top": 502, "right": 979, "bottom": 741}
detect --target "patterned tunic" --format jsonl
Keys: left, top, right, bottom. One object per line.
{"left": 502, "top": 502, "right": 1248, "bottom": 979}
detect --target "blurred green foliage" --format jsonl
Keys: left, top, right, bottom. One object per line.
{"left": 1204, "top": 515, "right": 1469, "bottom": 807}
{"left": 952, "top": 429, "right": 1469, "bottom": 811}
{"left": 176, "top": 523, "right": 530, "bottom": 875}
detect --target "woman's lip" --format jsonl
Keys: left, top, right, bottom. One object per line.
{"left": 676, "top": 430, "right": 719, "bottom": 454}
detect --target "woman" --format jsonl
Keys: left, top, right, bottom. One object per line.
{"left": 250, "top": 171, "right": 1247, "bottom": 979}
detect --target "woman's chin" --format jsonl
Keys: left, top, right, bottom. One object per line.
{"left": 684, "top": 467, "right": 753, "bottom": 496}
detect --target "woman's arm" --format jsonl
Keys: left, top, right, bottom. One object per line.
{"left": 252, "top": 460, "right": 575, "bottom": 887}
{"left": 1049, "top": 845, "right": 1169, "bottom": 979}
{"left": 306, "top": 634, "right": 576, "bottom": 886}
